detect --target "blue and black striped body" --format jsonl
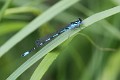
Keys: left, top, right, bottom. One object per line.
{"left": 21, "top": 18, "right": 82, "bottom": 57}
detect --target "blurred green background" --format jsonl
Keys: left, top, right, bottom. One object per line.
{"left": 0, "top": 0, "right": 120, "bottom": 80}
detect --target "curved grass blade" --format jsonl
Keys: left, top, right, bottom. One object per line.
{"left": 4, "top": 7, "right": 41, "bottom": 16}
{"left": 82, "top": 6, "right": 120, "bottom": 28}
{"left": 75, "top": 4, "right": 120, "bottom": 40}
{"left": 99, "top": 49, "right": 120, "bottom": 80}
{"left": 30, "top": 52, "right": 59, "bottom": 80}
{"left": 6, "top": 6, "right": 120, "bottom": 80}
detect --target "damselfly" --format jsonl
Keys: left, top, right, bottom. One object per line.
{"left": 21, "top": 18, "right": 82, "bottom": 57}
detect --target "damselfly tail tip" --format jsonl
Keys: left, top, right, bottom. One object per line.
{"left": 21, "top": 51, "right": 29, "bottom": 57}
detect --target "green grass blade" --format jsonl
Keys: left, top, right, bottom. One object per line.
{"left": 30, "top": 52, "right": 59, "bottom": 80}
{"left": 83, "top": 6, "right": 120, "bottom": 27}
{"left": 6, "top": 6, "right": 120, "bottom": 80}
{"left": 4, "top": 7, "right": 41, "bottom": 16}
{"left": 0, "top": 22, "right": 27, "bottom": 36}
{"left": 0, "top": 0, "right": 13, "bottom": 21}
{"left": 75, "top": 4, "right": 120, "bottom": 40}
{"left": 99, "top": 49, "right": 120, "bottom": 80}
{"left": 0, "top": 0, "right": 79, "bottom": 57}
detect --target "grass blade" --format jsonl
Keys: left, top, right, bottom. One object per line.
{"left": 0, "top": 0, "right": 12, "bottom": 21}
{"left": 99, "top": 49, "right": 120, "bottom": 80}
{"left": 30, "top": 52, "right": 59, "bottom": 80}
{"left": 6, "top": 6, "right": 120, "bottom": 80}
{"left": 83, "top": 6, "right": 120, "bottom": 27}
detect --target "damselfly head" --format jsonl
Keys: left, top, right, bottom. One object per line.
{"left": 74, "top": 18, "right": 82, "bottom": 25}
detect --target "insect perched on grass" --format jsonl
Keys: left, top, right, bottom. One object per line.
{"left": 21, "top": 18, "right": 82, "bottom": 57}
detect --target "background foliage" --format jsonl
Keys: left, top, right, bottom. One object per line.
{"left": 0, "top": 0, "right": 120, "bottom": 80}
